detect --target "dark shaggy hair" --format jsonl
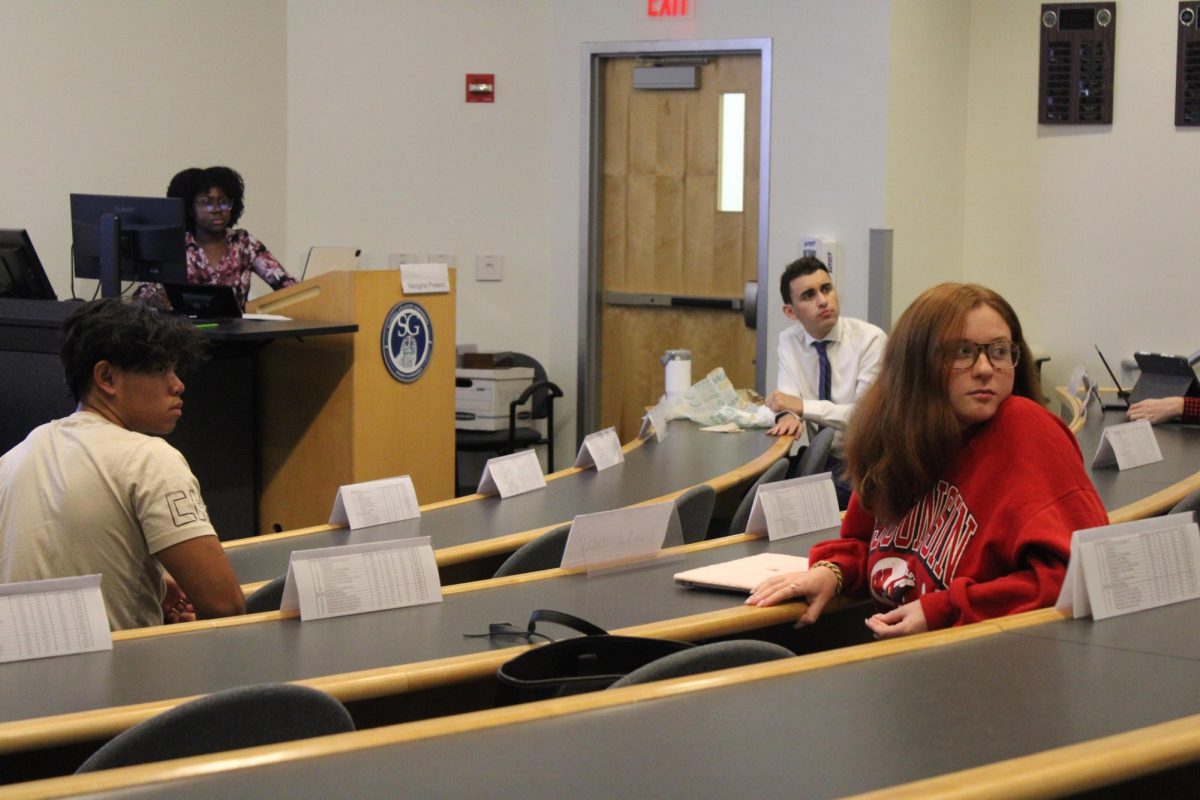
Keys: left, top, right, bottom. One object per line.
{"left": 779, "top": 256, "right": 831, "bottom": 305}
{"left": 60, "top": 299, "right": 206, "bottom": 402}
{"left": 166, "top": 166, "right": 246, "bottom": 233}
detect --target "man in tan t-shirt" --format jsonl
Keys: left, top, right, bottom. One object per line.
{"left": 0, "top": 299, "right": 244, "bottom": 630}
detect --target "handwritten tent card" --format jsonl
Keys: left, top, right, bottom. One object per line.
{"left": 329, "top": 475, "right": 421, "bottom": 529}
{"left": 1091, "top": 419, "right": 1163, "bottom": 471}
{"left": 574, "top": 427, "right": 624, "bottom": 471}
{"left": 281, "top": 537, "right": 441, "bottom": 621}
{"left": 638, "top": 402, "right": 671, "bottom": 443}
{"left": 0, "top": 575, "right": 112, "bottom": 663}
{"left": 1056, "top": 513, "right": 1200, "bottom": 620}
{"left": 560, "top": 501, "right": 675, "bottom": 571}
{"left": 744, "top": 472, "right": 842, "bottom": 540}
{"left": 477, "top": 449, "right": 546, "bottom": 498}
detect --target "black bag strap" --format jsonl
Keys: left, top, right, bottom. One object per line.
{"left": 528, "top": 609, "right": 608, "bottom": 638}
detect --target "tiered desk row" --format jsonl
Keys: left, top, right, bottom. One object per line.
{"left": 1, "top": 396, "right": 1198, "bottom": 799}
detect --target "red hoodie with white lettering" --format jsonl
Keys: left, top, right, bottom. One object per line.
{"left": 808, "top": 395, "right": 1108, "bottom": 629}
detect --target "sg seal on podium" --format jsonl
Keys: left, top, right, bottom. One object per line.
{"left": 381, "top": 301, "right": 433, "bottom": 383}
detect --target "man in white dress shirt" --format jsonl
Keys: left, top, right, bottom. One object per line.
{"left": 766, "top": 256, "right": 886, "bottom": 506}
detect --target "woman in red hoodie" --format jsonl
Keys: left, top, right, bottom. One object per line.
{"left": 748, "top": 283, "right": 1108, "bottom": 638}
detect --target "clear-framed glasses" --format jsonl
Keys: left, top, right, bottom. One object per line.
{"left": 195, "top": 197, "right": 232, "bottom": 212}
{"left": 948, "top": 340, "right": 1020, "bottom": 371}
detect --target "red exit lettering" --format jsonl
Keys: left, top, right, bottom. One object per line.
{"left": 647, "top": 0, "right": 691, "bottom": 18}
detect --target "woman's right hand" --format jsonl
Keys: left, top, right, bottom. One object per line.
{"left": 745, "top": 566, "right": 840, "bottom": 626}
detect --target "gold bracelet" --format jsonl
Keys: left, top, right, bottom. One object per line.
{"left": 811, "top": 560, "right": 844, "bottom": 596}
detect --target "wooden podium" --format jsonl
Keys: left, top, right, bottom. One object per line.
{"left": 247, "top": 270, "right": 456, "bottom": 532}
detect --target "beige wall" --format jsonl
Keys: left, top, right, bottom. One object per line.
{"left": 885, "top": 0, "right": 971, "bottom": 312}
{"left": 0, "top": 0, "right": 287, "bottom": 301}
{"left": 961, "top": 0, "right": 1200, "bottom": 391}
{"left": 286, "top": 0, "right": 893, "bottom": 467}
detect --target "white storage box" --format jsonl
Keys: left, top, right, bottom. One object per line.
{"left": 455, "top": 367, "right": 535, "bottom": 431}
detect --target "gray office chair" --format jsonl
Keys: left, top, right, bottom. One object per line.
{"left": 671, "top": 484, "right": 717, "bottom": 545}
{"left": 788, "top": 426, "right": 836, "bottom": 479}
{"left": 608, "top": 640, "right": 793, "bottom": 689}
{"left": 455, "top": 353, "right": 563, "bottom": 495}
{"left": 727, "top": 458, "right": 790, "bottom": 536}
{"left": 244, "top": 574, "right": 287, "bottom": 614}
{"left": 493, "top": 524, "right": 572, "bottom": 578}
{"left": 1170, "top": 489, "right": 1200, "bottom": 516}
{"left": 75, "top": 683, "right": 355, "bottom": 773}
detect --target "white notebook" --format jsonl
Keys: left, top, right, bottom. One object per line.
{"left": 674, "top": 553, "right": 810, "bottom": 593}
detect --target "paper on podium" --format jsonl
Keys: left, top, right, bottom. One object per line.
{"left": 477, "top": 449, "right": 546, "bottom": 498}
{"left": 744, "top": 472, "right": 841, "bottom": 540}
{"left": 0, "top": 575, "right": 112, "bottom": 663}
{"left": 1091, "top": 419, "right": 1163, "bottom": 470}
{"left": 574, "top": 427, "right": 624, "bottom": 471}
{"left": 281, "top": 536, "right": 441, "bottom": 621}
{"left": 1056, "top": 512, "right": 1200, "bottom": 620}
{"left": 329, "top": 475, "right": 421, "bottom": 530}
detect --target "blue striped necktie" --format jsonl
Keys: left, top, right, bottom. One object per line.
{"left": 813, "top": 340, "right": 831, "bottom": 401}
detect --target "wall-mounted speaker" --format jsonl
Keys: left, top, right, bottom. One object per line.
{"left": 1038, "top": 3, "right": 1117, "bottom": 125}
{"left": 1177, "top": 2, "right": 1200, "bottom": 125}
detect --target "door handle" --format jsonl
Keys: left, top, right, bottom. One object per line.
{"left": 742, "top": 281, "right": 758, "bottom": 329}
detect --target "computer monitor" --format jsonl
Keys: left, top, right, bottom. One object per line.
{"left": 0, "top": 229, "right": 57, "bottom": 300}
{"left": 70, "top": 194, "right": 187, "bottom": 298}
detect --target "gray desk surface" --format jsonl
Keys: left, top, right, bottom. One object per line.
{"left": 226, "top": 422, "right": 784, "bottom": 583}
{"left": 0, "top": 530, "right": 826, "bottom": 734}
{"left": 77, "top": 601, "right": 1200, "bottom": 800}
{"left": 1076, "top": 408, "right": 1200, "bottom": 514}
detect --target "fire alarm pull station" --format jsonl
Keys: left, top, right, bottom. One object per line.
{"left": 466, "top": 74, "right": 495, "bottom": 103}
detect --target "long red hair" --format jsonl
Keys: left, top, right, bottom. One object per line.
{"left": 842, "top": 283, "right": 1043, "bottom": 523}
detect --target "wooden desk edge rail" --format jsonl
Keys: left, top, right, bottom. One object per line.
{"left": 222, "top": 434, "right": 654, "bottom": 549}
{"left": 844, "top": 712, "right": 1200, "bottom": 800}
{"left": 0, "top": 613, "right": 1037, "bottom": 799}
{"left": 0, "top": 609, "right": 1070, "bottom": 796}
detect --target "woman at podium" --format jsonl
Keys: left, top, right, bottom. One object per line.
{"left": 135, "top": 166, "right": 297, "bottom": 309}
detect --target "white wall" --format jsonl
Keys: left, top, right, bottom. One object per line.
{"left": 884, "top": 0, "right": 971, "bottom": 312}
{"left": 962, "top": 0, "right": 1200, "bottom": 392}
{"left": 0, "top": 0, "right": 288, "bottom": 301}
{"left": 287, "top": 0, "right": 892, "bottom": 468}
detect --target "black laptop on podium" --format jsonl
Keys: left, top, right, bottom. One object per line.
{"left": 163, "top": 283, "right": 242, "bottom": 321}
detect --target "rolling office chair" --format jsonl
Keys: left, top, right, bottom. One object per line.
{"left": 608, "top": 640, "right": 793, "bottom": 689}
{"left": 1170, "top": 489, "right": 1200, "bottom": 517}
{"left": 243, "top": 575, "right": 288, "bottom": 614}
{"left": 455, "top": 353, "right": 563, "bottom": 495}
{"left": 671, "top": 484, "right": 717, "bottom": 545}
{"left": 493, "top": 524, "right": 573, "bottom": 578}
{"left": 786, "top": 426, "right": 835, "bottom": 480}
{"left": 75, "top": 683, "right": 355, "bottom": 773}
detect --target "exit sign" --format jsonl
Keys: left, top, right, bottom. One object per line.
{"left": 644, "top": 0, "right": 696, "bottom": 19}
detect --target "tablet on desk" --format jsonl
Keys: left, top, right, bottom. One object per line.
{"left": 1130, "top": 351, "right": 1200, "bottom": 405}
{"left": 163, "top": 283, "right": 241, "bottom": 321}
{"left": 674, "top": 553, "right": 810, "bottom": 594}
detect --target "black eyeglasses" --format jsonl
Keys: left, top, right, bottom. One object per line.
{"left": 948, "top": 340, "right": 1020, "bottom": 371}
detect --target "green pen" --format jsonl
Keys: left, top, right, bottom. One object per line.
{"left": 195, "top": 322, "right": 219, "bottom": 329}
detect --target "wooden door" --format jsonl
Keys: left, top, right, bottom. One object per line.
{"left": 599, "top": 54, "right": 761, "bottom": 440}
